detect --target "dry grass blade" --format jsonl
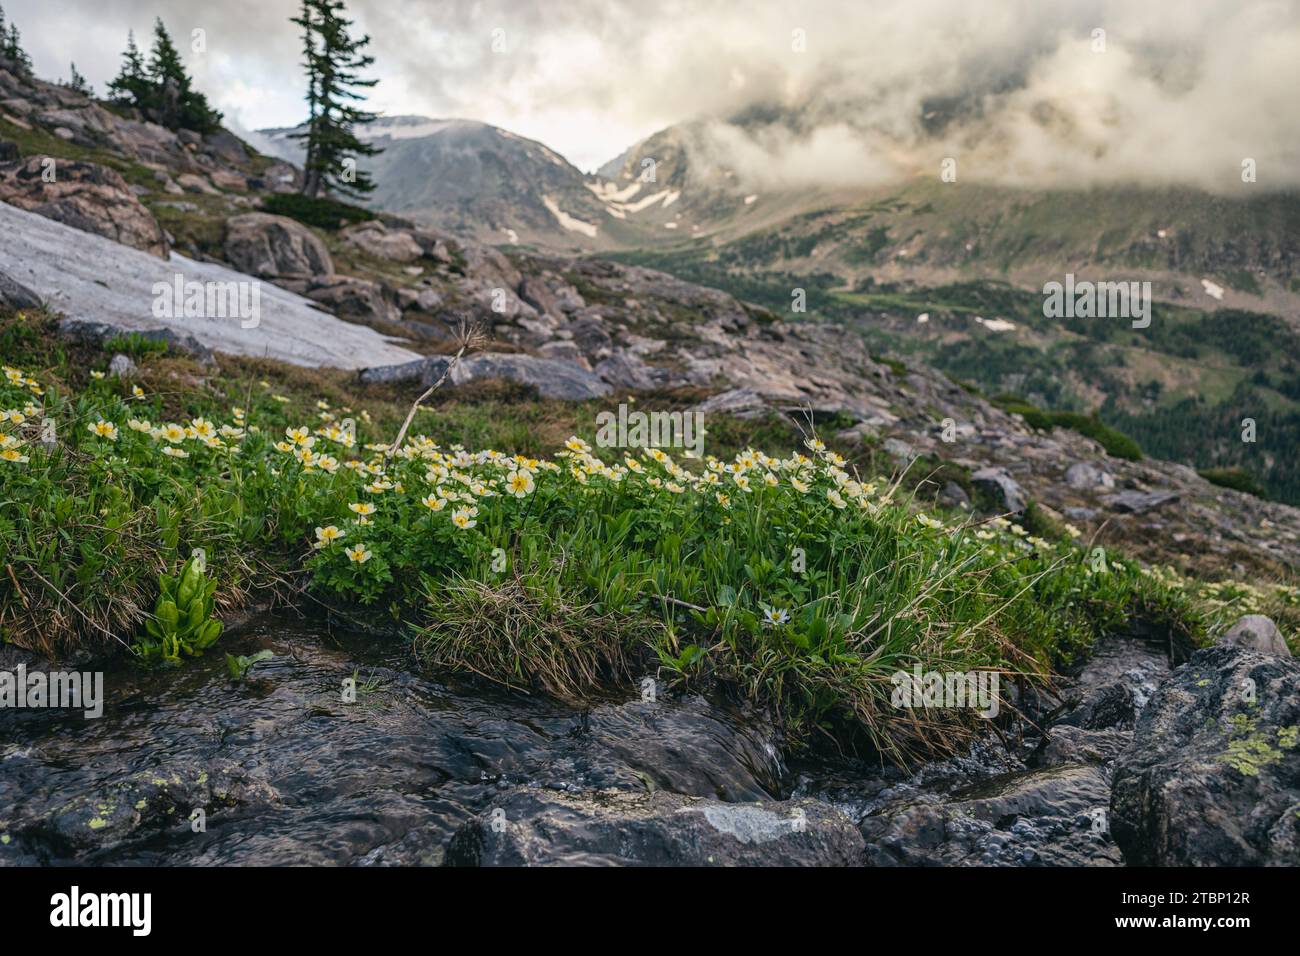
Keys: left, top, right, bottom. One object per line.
{"left": 385, "top": 317, "right": 488, "bottom": 460}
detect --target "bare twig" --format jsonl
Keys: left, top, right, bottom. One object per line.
{"left": 385, "top": 318, "right": 487, "bottom": 460}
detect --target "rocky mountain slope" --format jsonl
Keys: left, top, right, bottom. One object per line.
{"left": 2, "top": 64, "right": 1299, "bottom": 582}
{"left": 258, "top": 115, "right": 658, "bottom": 251}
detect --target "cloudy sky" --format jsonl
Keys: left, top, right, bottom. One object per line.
{"left": 7, "top": 0, "right": 1299, "bottom": 186}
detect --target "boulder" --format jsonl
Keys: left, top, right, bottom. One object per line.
{"left": 57, "top": 318, "right": 215, "bottom": 364}
{"left": 971, "top": 467, "right": 1028, "bottom": 514}
{"left": 107, "top": 353, "right": 138, "bottom": 378}
{"left": 447, "top": 789, "right": 863, "bottom": 866}
{"left": 223, "top": 213, "right": 333, "bottom": 279}
{"left": 859, "top": 764, "right": 1120, "bottom": 866}
{"left": 1218, "top": 615, "right": 1291, "bottom": 658}
{"left": 342, "top": 221, "right": 423, "bottom": 263}
{"left": 305, "top": 275, "right": 400, "bottom": 325}
{"left": 1064, "top": 462, "right": 1116, "bottom": 491}
{"left": 594, "top": 351, "right": 682, "bottom": 391}
{"left": 358, "top": 352, "right": 613, "bottom": 400}
{"left": 691, "top": 387, "right": 769, "bottom": 420}
{"left": 1101, "top": 490, "right": 1179, "bottom": 514}
{"left": 0, "top": 156, "right": 169, "bottom": 258}
{"left": 0, "top": 269, "right": 42, "bottom": 310}
{"left": 537, "top": 340, "right": 591, "bottom": 369}
{"left": 202, "top": 129, "right": 249, "bottom": 166}
{"left": 176, "top": 172, "right": 219, "bottom": 195}
{"left": 1110, "top": 645, "right": 1300, "bottom": 865}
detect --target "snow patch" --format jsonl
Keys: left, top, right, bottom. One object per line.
{"left": 586, "top": 180, "right": 643, "bottom": 203}
{"left": 542, "top": 196, "right": 598, "bottom": 238}
{"left": 975, "top": 316, "right": 1016, "bottom": 332}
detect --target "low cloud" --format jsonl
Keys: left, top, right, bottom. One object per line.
{"left": 7, "top": 0, "right": 1297, "bottom": 190}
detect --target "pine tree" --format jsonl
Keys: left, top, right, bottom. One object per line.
{"left": 107, "top": 21, "right": 222, "bottom": 134}
{"left": 66, "top": 63, "right": 93, "bottom": 97}
{"left": 1, "top": 12, "right": 33, "bottom": 79}
{"left": 292, "top": 0, "right": 381, "bottom": 198}
{"left": 146, "top": 19, "right": 222, "bottom": 133}
{"left": 107, "top": 31, "right": 153, "bottom": 111}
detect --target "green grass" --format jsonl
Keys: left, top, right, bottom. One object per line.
{"left": 4, "top": 306, "right": 1298, "bottom": 765}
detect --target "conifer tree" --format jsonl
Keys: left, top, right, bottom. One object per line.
{"left": 66, "top": 62, "right": 93, "bottom": 97}
{"left": 0, "top": 7, "right": 33, "bottom": 80}
{"left": 107, "top": 21, "right": 222, "bottom": 134}
{"left": 145, "top": 18, "right": 222, "bottom": 133}
{"left": 107, "top": 31, "right": 154, "bottom": 111}
{"left": 292, "top": 0, "right": 381, "bottom": 198}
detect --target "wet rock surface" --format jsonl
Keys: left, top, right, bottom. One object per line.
{"left": 447, "top": 790, "right": 862, "bottom": 866}
{"left": 3, "top": 612, "right": 1296, "bottom": 866}
{"left": 799, "top": 631, "right": 1177, "bottom": 867}
{"left": 0, "top": 614, "right": 779, "bottom": 866}
{"left": 1110, "top": 644, "right": 1300, "bottom": 865}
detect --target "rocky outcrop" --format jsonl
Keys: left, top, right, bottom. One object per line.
{"left": 359, "top": 352, "right": 612, "bottom": 400}
{"left": 0, "top": 156, "right": 169, "bottom": 257}
{"left": 1110, "top": 640, "right": 1300, "bottom": 865}
{"left": 0, "top": 201, "right": 420, "bottom": 370}
{"left": 223, "top": 212, "right": 334, "bottom": 278}
{"left": 1219, "top": 614, "right": 1292, "bottom": 657}
{"left": 342, "top": 221, "right": 424, "bottom": 262}
{"left": 0, "top": 269, "right": 42, "bottom": 310}
{"left": 858, "top": 764, "right": 1120, "bottom": 866}
{"left": 447, "top": 789, "right": 863, "bottom": 866}
{"left": 971, "top": 467, "right": 1028, "bottom": 515}
{"left": 304, "top": 275, "right": 400, "bottom": 325}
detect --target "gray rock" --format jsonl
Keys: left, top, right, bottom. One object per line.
{"left": 938, "top": 481, "right": 971, "bottom": 509}
{"left": 971, "top": 466, "right": 1028, "bottom": 514}
{"left": 691, "top": 387, "right": 768, "bottom": 420}
{"left": 1101, "top": 490, "right": 1179, "bottom": 514}
{"left": 1219, "top": 615, "right": 1291, "bottom": 658}
{"left": 341, "top": 222, "right": 423, "bottom": 263}
{"left": 106, "top": 352, "right": 137, "bottom": 378}
{"left": 359, "top": 352, "right": 612, "bottom": 400}
{"left": 537, "top": 340, "right": 591, "bottom": 369}
{"left": 447, "top": 789, "right": 863, "bottom": 866}
{"left": 859, "top": 764, "right": 1120, "bottom": 866}
{"left": 594, "top": 351, "right": 681, "bottom": 391}
{"left": 1110, "top": 645, "right": 1300, "bottom": 865}
{"left": 57, "top": 318, "right": 215, "bottom": 364}
{"left": 306, "top": 275, "right": 401, "bottom": 325}
{"left": 1065, "top": 462, "right": 1116, "bottom": 491}
{"left": 0, "top": 203, "right": 419, "bottom": 370}
{"left": 223, "top": 212, "right": 334, "bottom": 279}
{"left": 882, "top": 437, "right": 916, "bottom": 461}
{"left": 0, "top": 156, "right": 169, "bottom": 258}
{"left": 0, "top": 269, "right": 42, "bottom": 310}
